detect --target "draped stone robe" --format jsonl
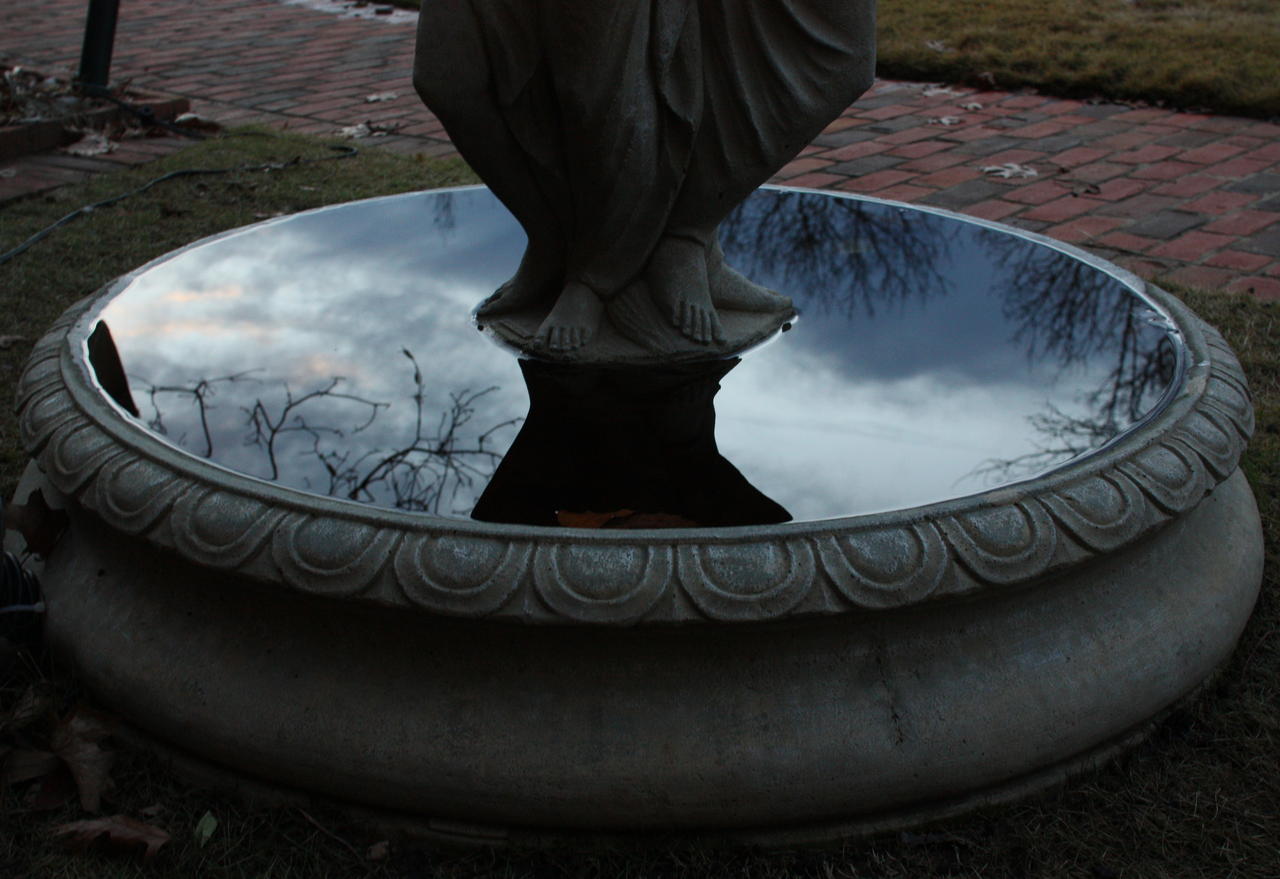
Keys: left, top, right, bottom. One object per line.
{"left": 414, "top": 0, "right": 876, "bottom": 304}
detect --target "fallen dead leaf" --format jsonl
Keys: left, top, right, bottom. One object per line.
{"left": 961, "top": 102, "right": 983, "bottom": 111}
{"left": 62, "top": 132, "right": 115, "bottom": 157}
{"left": 337, "top": 119, "right": 402, "bottom": 138}
{"left": 367, "top": 840, "right": 390, "bottom": 861}
{"left": 53, "top": 815, "right": 170, "bottom": 861}
{"left": 0, "top": 334, "right": 25, "bottom": 349}
{"left": 929, "top": 116, "right": 963, "bottom": 126}
{"left": 556, "top": 509, "right": 701, "bottom": 529}
{"left": 981, "top": 162, "right": 1039, "bottom": 179}
{"left": 364, "top": 91, "right": 399, "bottom": 103}
{"left": 924, "top": 40, "right": 954, "bottom": 54}
{"left": 556, "top": 509, "right": 635, "bottom": 528}
{"left": 0, "top": 168, "right": 15, "bottom": 178}
{"left": 605, "top": 511, "right": 700, "bottom": 529}
{"left": 922, "top": 85, "right": 964, "bottom": 98}
{"left": 50, "top": 706, "right": 117, "bottom": 812}
{"left": 337, "top": 122, "right": 373, "bottom": 138}
{"left": 173, "top": 112, "right": 223, "bottom": 133}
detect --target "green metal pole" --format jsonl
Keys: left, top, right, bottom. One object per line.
{"left": 78, "top": 0, "right": 121, "bottom": 96}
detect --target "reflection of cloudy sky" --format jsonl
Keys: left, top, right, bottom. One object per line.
{"left": 92, "top": 188, "right": 1177, "bottom": 522}
{"left": 720, "top": 343, "right": 1119, "bottom": 519}
{"left": 98, "top": 191, "right": 528, "bottom": 515}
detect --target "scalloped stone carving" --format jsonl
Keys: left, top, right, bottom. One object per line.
{"left": 938, "top": 501, "right": 1057, "bottom": 585}
{"left": 679, "top": 541, "right": 814, "bottom": 620}
{"left": 1040, "top": 474, "right": 1147, "bottom": 553}
{"left": 1118, "top": 443, "right": 1209, "bottom": 515}
{"left": 12, "top": 229, "right": 1256, "bottom": 626}
{"left": 394, "top": 534, "right": 529, "bottom": 615}
{"left": 171, "top": 488, "right": 285, "bottom": 569}
{"left": 534, "top": 543, "right": 671, "bottom": 622}
{"left": 49, "top": 424, "right": 122, "bottom": 494}
{"left": 91, "top": 455, "right": 186, "bottom": 535}
{"left": 271, "top": 514, "right": 399, "bottom": 596}
{"left": 816, "top": 525, "right": 948, "bottom": 609}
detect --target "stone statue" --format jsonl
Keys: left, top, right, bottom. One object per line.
{"left": 413, "top": 0, "right": 876, "bottom": 360}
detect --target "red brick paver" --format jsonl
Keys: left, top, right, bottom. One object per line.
{"left": 2, "top": 0, "right": 1278, "bottom": 296}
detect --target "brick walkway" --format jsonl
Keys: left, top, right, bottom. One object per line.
{"left": 3, "top": 0, "right": 1278, "bottom": 298}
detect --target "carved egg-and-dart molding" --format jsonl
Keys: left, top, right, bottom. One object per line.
{"left": 15, "top": 279, "right": 1252, "bottom": 625}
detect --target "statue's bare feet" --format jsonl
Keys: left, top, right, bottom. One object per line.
{"left": 535, "top": 282, "right": 604, "bottom": 352}
{"left": 647, "top": 236, "right": 724, "bottom": 344}
{"left": 476, "top": 241, "right": 563, "bottom": 318}
{"left": 707, "top": 239, "right": 793, "bottom": 313}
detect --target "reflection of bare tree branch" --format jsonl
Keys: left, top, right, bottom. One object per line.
{"left": 306, "top": 350, "right": 520, "bottom": 514}
{"left": 244, "top": 378, "right": 387, "bottom": 481}
{"left": 719, "top": 190, "right": 957, "bottom": 318}
{"left": 974, "top": 232, "right": 1180, "bottom": 482}
{"left": 134, "top": 350, "right": 521, "bottom": 515}
{"left": 973, "top": 403, "right": 1125, "bottom": 483}
{"left": 138, "top": 370, "right": 261, "bottom": 457}
{"left": 432, "top": 191, "right": 456, "bottom": 240}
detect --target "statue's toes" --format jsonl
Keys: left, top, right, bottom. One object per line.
{"left": 542, "top": 323, "right": 590, "bottom": 352}
{"left": 709, "top": 309, "right": 725, "bottom": 343}
{"left": 677, "top": 304, "right": 723, "bottom": 344}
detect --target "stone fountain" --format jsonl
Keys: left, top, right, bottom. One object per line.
{"left": 8, "top": 0, "right": 1263, "bottom": 844}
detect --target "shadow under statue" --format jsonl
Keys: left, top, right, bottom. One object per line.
{"left": 413, "top": 0, "right": 876, "bottom": 361}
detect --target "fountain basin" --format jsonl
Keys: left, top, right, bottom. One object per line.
{"left": 11, "top": 187, "right": 1262, "bottom": 842}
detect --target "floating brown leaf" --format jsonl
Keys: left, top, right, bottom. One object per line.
{"left": 50, "top": 706, "right": 117, "bottom": 812}
{"left": 53, "top": 815, "right": 170, "bottom": 861}
{"left": 605, "top": 511, "right": 700, "bottom": 529}
{"left": 556, "top": 509, "right": 635, "bottom": 528}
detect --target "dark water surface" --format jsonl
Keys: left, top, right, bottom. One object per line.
{"left": 85, "top": 187, "right": 1182, "bottom": 523}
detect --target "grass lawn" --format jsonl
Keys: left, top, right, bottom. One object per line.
{"left": 392, "top": 0, "right": 1280, "bottom": 117}
{"left": 1, "top": 132, "right": 1278, "bottom": 877}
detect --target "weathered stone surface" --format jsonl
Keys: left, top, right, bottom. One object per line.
{"left": 11, "top": 193, "right": 1264, "bottom": 841}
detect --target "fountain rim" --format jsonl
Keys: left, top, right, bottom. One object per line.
{"left": 15, "top": 187, "right": 1254, "bottom": 624}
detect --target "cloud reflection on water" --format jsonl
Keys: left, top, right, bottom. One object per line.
{"left": 91, "top": 187, "right": 1179, "bottom": 522}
